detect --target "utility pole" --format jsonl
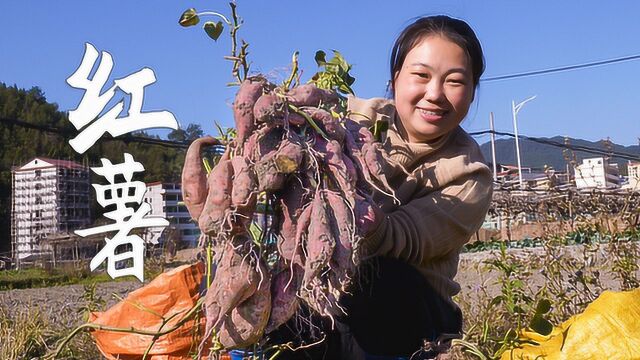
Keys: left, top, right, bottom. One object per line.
{"left": 490, "top": 112, "right": 498, "bottom": 182}
{"left": 512, "top": 95, "right": 537, "bottom": 190}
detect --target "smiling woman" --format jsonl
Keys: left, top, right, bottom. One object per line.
{"left": 298, "top": 15, "right": 494, "bottom": 359}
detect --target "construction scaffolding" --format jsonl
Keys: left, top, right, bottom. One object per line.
{"left": 10, "top": 157, "right": 91, "bottom": 269}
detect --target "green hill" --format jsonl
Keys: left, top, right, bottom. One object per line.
{"left": 479, "top": 137, "right": 640, "bottom": 175}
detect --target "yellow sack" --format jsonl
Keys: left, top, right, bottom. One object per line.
{"left": 502, "top": 288, "right": 640, "bottom": 360}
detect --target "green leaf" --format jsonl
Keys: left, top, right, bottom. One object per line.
{"left": 535, "top": 299, "right": 552, "bottom": 314}
{"left": 204, "top": 21, "right": 224, "bottom": 41}
{"left": 179, "top": 8, "right": 200, "bottom": 27}
{"left": 530, "top": 315, "right": 553, "bottom": 336}
{"left": 314, "top": 50, "right": 327, "bottom": 66}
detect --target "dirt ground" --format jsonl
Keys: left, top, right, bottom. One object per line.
{"left": 0, "top": 244, "right": 627, "bottom": 332}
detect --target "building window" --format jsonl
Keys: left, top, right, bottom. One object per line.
{"left": 35, "top": 170, "right": 41, "bottom": 177}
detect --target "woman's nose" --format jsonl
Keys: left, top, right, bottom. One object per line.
{"left": 423, "top": 81, "right": 445, "bottom": 102}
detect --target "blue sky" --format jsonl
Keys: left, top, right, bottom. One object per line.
{"left": 1, "top": 1, "right": 639, "bottom": 145}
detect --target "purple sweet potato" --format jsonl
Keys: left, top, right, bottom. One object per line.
{"left": 217, "top": 267, "right": 272, "bottom": 349}
{"left": 231, "top": 155, "right": 257, "bottom": 210}
{"left": 274, "top": 138, "right": 304, "bottom": 174}
{"left": 234, "top": 76, "right": 267, "bottom": 147}
{"left": 181, "top": 136, "right": 221, "bottom": 221}
{"left": 325, "top": 190, "right": 356, "bottom": 291}
{"left": 255, "top": 137, "right": 304, "bottom": 192}
{"left": 290, "top": 202, "right": 313, "bottom": 268}
{"left": 202, "top": 241, "right": 261, "bottom": 346}
{"left": 253, "top": 93, "right": 284, "bottom": 125}
{"left": 303, "top": 190, "right": 336, "bottom": 286}
{"left": 287, "top": 84, "right": 339, "bottom": 107}
{"left": 265, "top": 264, "right": 303, "bottom": 334}
{"left": 324, "top": 140, "right": 357, "bottom": 203}
{"left": 277, "top": 180, "right": 309, "bottom": 264}
{"left": 306, "top": 108, "right": 345, "bottom": 144}
{"left": 198, "top": 149, "right": 234, "bottom": 235}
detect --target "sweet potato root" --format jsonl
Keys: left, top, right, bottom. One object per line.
{"left": 202, "top": 240, "right": 261, "bottom": 346}
{"left": 303, "top": 190, "right": 336, "bottom": 286}
{"left": 288, "top": 84, "right": 339, "bottom": 107}
{"left": 181, "top": 136, "right": 221, "bottom": 221}
{"left": 277, "top": 180, "right": 309, "bottom": 264}
{"left": 234, "top": 76, "right": 267, "bottom": 148}
{"left": 217, "top": 266, "right": 272, "bottom": 349}
{"left": 265, "top": 265, "right": 302, "bottom": 334}
{"left": 325, "top": 190, "right": 356, "bottom": 291}
{"left": 198, "top": 149, "right": 234, "bottom": 235}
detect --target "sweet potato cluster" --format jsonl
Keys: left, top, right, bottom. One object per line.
{"left": 181, "top": 76, "right": 396, "bottom": 351}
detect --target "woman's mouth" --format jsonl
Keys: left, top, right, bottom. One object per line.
{"left": 418, "top": 108, "right": 448, "bottom": 122}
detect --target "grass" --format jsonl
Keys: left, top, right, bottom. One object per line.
{"left": 0, "top": 254, "right": 168, "bottom": 290}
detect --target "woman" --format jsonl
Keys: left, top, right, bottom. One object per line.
{"left": 275, "top": 15, "right": 492, "bottom": 359}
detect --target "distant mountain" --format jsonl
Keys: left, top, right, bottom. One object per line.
{"left": 479, "top": 136, "right": 640, "bottom": 175}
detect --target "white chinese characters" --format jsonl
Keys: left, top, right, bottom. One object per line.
{"left": 66, "top": 42, "right": 178, "bottom": 154}
{"left": 67, "top": 43, "right": 177, "bottom": 281}
{"left": 75, "top": 154, "right": 169, "bottom": 281}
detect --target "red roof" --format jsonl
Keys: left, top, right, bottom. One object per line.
{"left": 30, "top": 157, "right": 86, "bottom": 169}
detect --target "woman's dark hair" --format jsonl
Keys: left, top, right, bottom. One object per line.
{"left": 389, "top": 15, "right": 485, "bottom": 92}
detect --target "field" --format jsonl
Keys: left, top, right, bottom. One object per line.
{"left": 1, "top": 190, "right": 639, "bottom": 359}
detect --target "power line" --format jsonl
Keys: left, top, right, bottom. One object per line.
{"left": 481, "top": 53, "right": 640, "bottom": 82}
{"left": 0, "top": 117, "right": 222, "bottom": 152}
{"left": 1, "top": 116, "right": 637, "bottom": 161}
{"left": 468, "top": 130, "right": 640, "bottom": 162}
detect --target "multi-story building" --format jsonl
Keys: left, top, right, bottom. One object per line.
{"left": 142, "top": 182, "right": 200, "bottom": 247}
{"left": 11, "top": 157, "right": 91, "bottom": 265}
{"left": 623, "top": 161, "right": 640, "bottom": 191}
{"left": 575, "top": 157, "right": 620, "bottom": 189}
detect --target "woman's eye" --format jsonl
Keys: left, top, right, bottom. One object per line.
{"left": 447, "top": 79, "right": 466, "bottom": 85}
{"left": 412, "top": 72, "right": 429, "bottom": 79}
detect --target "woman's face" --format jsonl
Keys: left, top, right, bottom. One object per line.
{"left": 393, "top": 35, "right": 475, "bottom": 143}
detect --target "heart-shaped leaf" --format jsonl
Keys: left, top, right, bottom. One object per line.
{"left": 314, "top": 50, "right": 327, "bottom": 66}
{"left": 179, "top": 8, "right": 199, "bottom": 27}
{"left": 535, "top": 299, "right": 552, "bottom": 315}
{"left": 204, "top": 21, "right": 224, "bottom": 41}
{"left": 530, "top": 315, "right": 553, "bottom": 336}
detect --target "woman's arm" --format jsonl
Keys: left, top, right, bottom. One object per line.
{"left": 362, "top": 170, "right": 492, "bottom": 266}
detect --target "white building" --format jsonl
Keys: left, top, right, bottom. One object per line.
{"left": 575, "top": 157, "right": 620, "bottom": 189}
{"left": 142, "top": 182, "right": 200, "bottom": 247}
{"left": 623, "top": 162, "right": 640, "bottom": 191}
{"left": 11, "top": 157, "right": 91, "bottom": 263}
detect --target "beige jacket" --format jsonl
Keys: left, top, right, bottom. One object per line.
{"left": 347, "top": 96, "right": 493, "bottom": 302}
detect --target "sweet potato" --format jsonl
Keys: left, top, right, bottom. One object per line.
{"left": 354, "top": 194, "right": 379, "bottom": 238}
{"left": 277, "top": 180, "right": 309, "bottom": 264}
{"left": 324, "top": 140, "right": 357, "bottom": 203}
{"left": 307, "top": 108, "right": 345, "bottom": 144}
{"left": 303, "top": 190, "right": 336, "bottom": 286}
{"left": 217, "top": 266, "right": 272, "bottom": 349}
{"left": 325, "top": 190, "right": 356, "bottom": 291}
{"left": 274, "top": 138, "right": 304, "bottom": 174}
{"left": 287, "top": 84, "right": 339, "bottom": 107}
{"left": 290, "top": 202, "right": 313, "bottom": 268}
{"left": 253, "top": 93, "right": 284, "bottom": 125}
{"left": 234, "top": 76, "right": 267, "bottom": 147}
{"left": 202, "top": 240, "right": 261, "bottom": 346}
{"left": 198, "top": 149, "right": 234, "bottom": 235}
{"left": 265, "top": 265, "right": 302, "bottom": 334}
{"left": 231, "top": 155, "right": 257, "bottom": 211}
{"left": 256, "top": 137, "right": 304, "bottom": 192}
{"left": 181, "top": 136, "right": 221, "bottom": 221}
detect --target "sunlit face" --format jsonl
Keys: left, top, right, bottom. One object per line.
{"left": 393, "top": 35, "right": 475, "bottom": 143}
